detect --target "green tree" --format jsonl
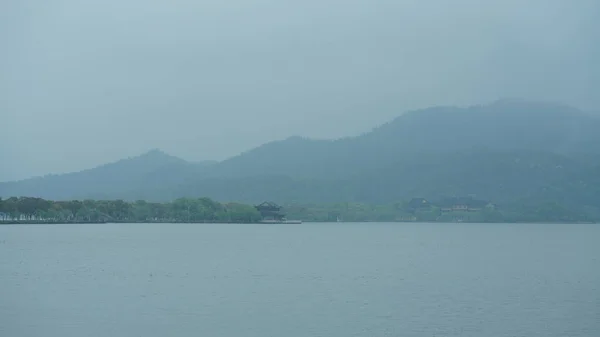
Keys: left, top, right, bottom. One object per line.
{"left": 225, "top": 203, "right": 262, "bottom": 223}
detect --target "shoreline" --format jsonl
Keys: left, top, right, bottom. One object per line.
{"left": 2, "top": 220, "right": 596, "bottom": 225}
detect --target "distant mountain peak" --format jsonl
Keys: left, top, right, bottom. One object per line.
{"left": 138, "top": 148, "right": 170, "bottom": 157}
{"left": 3, "top": 99, "right": 599, "bottom": 202}
{"left": 128, "top": 149, "right": 185, "bottom": 162}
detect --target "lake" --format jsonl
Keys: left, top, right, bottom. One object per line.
{"left": 1, "top": 222, "right": 599, "bottom": 337}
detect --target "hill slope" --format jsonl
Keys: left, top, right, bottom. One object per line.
{"left": 0, "top": 149, "right": 212, "bottom": 200}
{"left": 117, "top": 150, "right": 600, "bottom": 206}
{"left": 202, "top": 99, "right": 600, "bottom": 180}
{"left": 2, "top": 100, "right": 599, "bottom": 204}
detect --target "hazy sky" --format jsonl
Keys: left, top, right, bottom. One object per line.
{"left": 1, "top": 0, "right": 599, "bottom": 181}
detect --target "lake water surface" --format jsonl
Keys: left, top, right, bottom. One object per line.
{"left": 1, "top": 222, "right": 599, "bottom": 337}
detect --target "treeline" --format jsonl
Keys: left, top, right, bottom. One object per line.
{"left": 0, "top": 197, "right": 262, "bottom": 223}
{"left": 1, "top": 196, "right": 597, "bottom": 225}
{"left": 283, "top": 200, "right": 599, "bottom": 223}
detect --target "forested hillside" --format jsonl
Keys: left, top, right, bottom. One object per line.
{"left": 0, "top": 150, "right": 214, "bottom": 200}
{"left": 2, "top": 100, "right": 599, "bottom": 213}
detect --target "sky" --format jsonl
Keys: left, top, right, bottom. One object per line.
{"left": 1, "top": 0, "right": 599, "bottom": 181}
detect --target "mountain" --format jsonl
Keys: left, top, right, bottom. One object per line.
{"left": 2, "top": 100, "right": 600, "bottom": 205}
{"left": 199, "top": 99, "right": 600, "bottom": 180}
{"left": 128, "top": 150, "right": 600, "bottom": 206}
{"left": 0, "top": 149, "right": 212, "bottom": 200}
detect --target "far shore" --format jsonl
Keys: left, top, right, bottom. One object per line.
{"left": 2, "top": 220, "right": 596, "bottom": 225}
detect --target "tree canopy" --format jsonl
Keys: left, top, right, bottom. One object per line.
{"left": 1, "top": 196, "right": 596, "bottom": 224}
{"left": 0, "top": 197, "right": 261, "bottom": 224}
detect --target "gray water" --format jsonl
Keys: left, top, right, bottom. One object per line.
{"left": 1, "top": 222, "right": 599, "bottom": 337}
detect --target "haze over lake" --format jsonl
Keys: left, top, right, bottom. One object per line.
{"left": 1, "top": 222, "right": 598, "bottom": 337}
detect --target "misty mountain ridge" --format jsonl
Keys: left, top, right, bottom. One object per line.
{"left": 208, "top": 99, "right": 600, "bottom": 179}
{"left": 5, "top": 0, "right": 599, "bottom": 190}
{"left": 2, "top": 100, "right": 599, "bottom": 204}
{"left": 0, "top": 149, "right": 208, "bottom": 200}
